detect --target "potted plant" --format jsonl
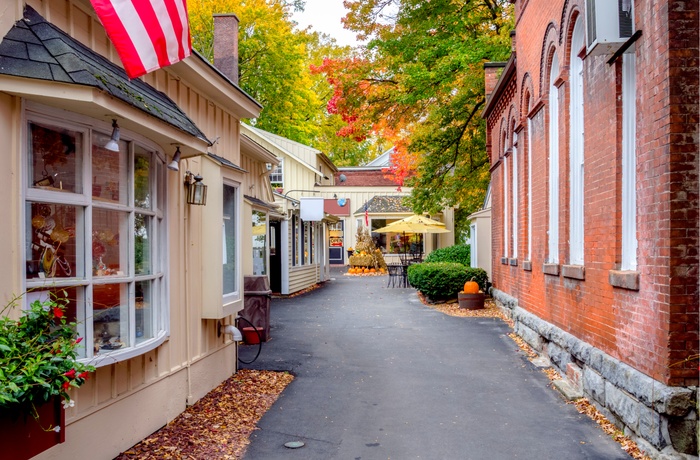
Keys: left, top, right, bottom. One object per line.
{"left": 0, "top": 292, "right": 94, "bottom": 459}
{"left": 458, "top": 278, "right": 485, "bottom": 310}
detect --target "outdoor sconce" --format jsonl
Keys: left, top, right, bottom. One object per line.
{"left": 184, "top": 170, "right": 207, "bottom": 206}
{"left": 104, "top": 119, "right": 120, "bottom": 152}
{"left": 168, "top": 146, "right": 182, "bottom": 171}
{"left": 265, "top": 162, "right": 273, "bottom": 171}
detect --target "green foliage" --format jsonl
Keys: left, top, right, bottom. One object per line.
{"left": 407, "top": 262, "right": 489, "bottom": 300}
{"left": 0, "top": 293, "right": 94, "bottom": 414}
{"left": 406, "top": 262, "right": 468, "bottom": 300}
{"left": 425, "top": 244, "right": 471, "bottom": 266}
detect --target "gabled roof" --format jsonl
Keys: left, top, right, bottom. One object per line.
{"left": 241, "top": 124, "right": 323, "bottom": 176}
{"left": 0, "top": 6, "right": 208, "bottom": 143}
{"left": 365, "top": 147, "right": 394, "bottom": 167}
{"left": 355, "top": 195, "right": 411, "bottom": 215}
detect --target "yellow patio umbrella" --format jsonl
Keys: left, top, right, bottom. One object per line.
{"left": 374, "top": 216, "right": 450, "bottom": 262}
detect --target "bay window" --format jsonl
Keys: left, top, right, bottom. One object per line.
{"left": 24, "top": 110, "right": 167, "bottom": 364}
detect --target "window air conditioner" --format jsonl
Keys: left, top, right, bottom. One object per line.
{"left": 585, "top": 0, "right": 634, "bottom": 56}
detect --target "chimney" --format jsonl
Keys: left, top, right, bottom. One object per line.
{"left": 213, "top": 13, "right": 240, "bottom": 84}
{"left": 484, "top": 62, "right": 506, "bottom": 101}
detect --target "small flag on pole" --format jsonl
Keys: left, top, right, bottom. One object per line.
{"left": 90, "top": 0, "right": 191, "bottom": 79}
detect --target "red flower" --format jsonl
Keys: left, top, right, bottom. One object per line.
{"left": 62, "top": 381, "right": 70, "bottom": 390}
{"left": 74, "top": 337, "right": 83, "bottom": 344}
{"left": 53, "top": 307, "right": 64, "bottom": 319}
{"left": 77, "top": 372, "right": 89, "bottom": 380}
{"left": 64, "top": 369, "right": 76, "bottom": 379}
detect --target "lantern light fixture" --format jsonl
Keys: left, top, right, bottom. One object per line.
{"left": 184, "top": 170, "right": 207, "bottom": 206}
{"left": 104, "top": 119, "right": 120, "bottom": 152}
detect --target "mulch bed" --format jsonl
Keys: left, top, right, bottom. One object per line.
{"left": 115, "top": 370, "right": 293, "bottom": 459}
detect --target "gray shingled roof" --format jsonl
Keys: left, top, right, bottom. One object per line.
{"left": 355, "top": 196, "right": 411, "bottom": 214}
{"left": 0, "top": 6, "right": 208, "bottom": 143}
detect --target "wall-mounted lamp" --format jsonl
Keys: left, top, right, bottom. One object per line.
{"left": 339, "top": 173, "right": 347, "bottom": 183}
{"left": 168, "top": 146, "right": 182, "bottom": 171}
{"left": 184, "top": 170, "right": 207, "bottom": 205}
{"left": 104, "top": 119, "right": 120, "bottom": 152}
{"left": 265, "top": 162, "right": 273, "bottom": 171}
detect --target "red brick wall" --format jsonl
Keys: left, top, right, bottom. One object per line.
{"left": 486, "top": 0, "right": 699, "bottom": 386}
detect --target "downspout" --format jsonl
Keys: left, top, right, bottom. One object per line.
{"left": 181, "top": 161, "right": 194, "bottom": 406}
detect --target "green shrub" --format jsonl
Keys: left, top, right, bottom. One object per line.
{"left": 424, "top": 244, "right": 471, "bottom": 266}
{"left": 407, "top": 262, "right": 489, "bottom": 301}
{"left": 407, "top": 262, "right": 468, "bottom": 300}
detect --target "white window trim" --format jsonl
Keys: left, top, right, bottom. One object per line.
{"left": 548, "top": 52, "right": 560, "bottom": 264}
{"left": 222, "top": 180, "right": 241, "bottom": 305}
{"left": 22, "top": 104, "right": 170, "bottom": 366}
{"left": 621, "top": 52, "right": 637, "bottom": 270}
{"left": 569, "top": 18, "right": 585, "bottom": 266}
{"left": 470, "top": 223, "right": 478, "bottom": 268}
{"left": 512, "top": 131, "right": 519, "bottom": 259}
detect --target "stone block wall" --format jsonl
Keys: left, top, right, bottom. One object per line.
{"left": 492, "top": 288, "right": 697, "bottom": 459}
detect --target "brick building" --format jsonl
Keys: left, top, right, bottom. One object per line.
{"left": 483, "top": 1, "right": 698, "bottom": 457}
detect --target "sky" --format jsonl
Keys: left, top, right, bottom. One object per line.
{"left": 292, "top": 0, "right": 361, "bottom": 47}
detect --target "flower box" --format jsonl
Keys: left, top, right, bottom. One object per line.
{"left": 0, "top": 397, "right": 65, "bottom": 460}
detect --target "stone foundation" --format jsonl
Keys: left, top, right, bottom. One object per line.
{"left": 491, "top": 288, "right": 698, "bottom": 460}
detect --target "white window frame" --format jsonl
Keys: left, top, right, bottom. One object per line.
{"left": 503, "top": 146, "right": 509, "bottom": 259}
{"left": 527, "top": 113, "right": 533, "bottom": 261}
{"left": 222, "top": 181, "right": 240, "bottom": 304}
{"left": 470, "top": 223, "right": 478, "bottom": 268}
{"left": 548, "top": 52, "right": 560, "bottom": 264}
{"left": 269, "top": 159, "right": 283, "bottom": 187}
{"left": 621, "top": 52, "right": 637, "bottom": 270}
{"left": 23, "top": 105, "right": 169, "bottom": 366}
{"left": 569, "top": 18, "right": 585, "bottom": 265}
{"left": 512, "top": 131, "right": 519, "bottom": 259}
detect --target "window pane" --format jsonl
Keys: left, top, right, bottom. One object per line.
{"left": 26, "top": 202, "right": 83, "bottom": 279}
{"left": 25, "top": 286, "right": 87, "bottom": 357}
{"left": 134, "top": 147, "right": 152, "bottom": 209}
{"left": 135, "top": 280, "right": 152, "bottom": 343}
{"left": 93, "top": 283, "right": 128, "bottom": 354}
{"left": 252, "top": 211, "right": 267, "bottom": 275}
{"left": 223, "top": 185, "right": 237, "bottom": 295}
{"left": 92, "top": 131, "right": 127, "bottom": 204}
{"left": 29, "top": 122, "right": 83, "bottom": 194}
{"left": 93, "top": 209, "right": 127, "bottom": 276}
{"left": 135, "top": 213, "right": 151, "bottom": 275}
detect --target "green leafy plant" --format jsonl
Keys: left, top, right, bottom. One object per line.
{"left": 0, "top": 292, "right": 94, "bottom": 421}
{"left": 424, "top": 244, "right": 471, "bottom": 266}
{"left": 407, "top": 262, "right": 489, "bottom": 301}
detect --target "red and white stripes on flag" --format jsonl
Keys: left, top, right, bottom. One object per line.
{"left": 90, "top": 0, "right": 191, "bottom": 79}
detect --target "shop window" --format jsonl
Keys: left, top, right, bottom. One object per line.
{"left": 252, "top": 210, "right": 267, "bottom": 275}
{"left": 223, "top": 184, "right": 237, "bottom": 298}
{"left": 24, "top": 112, "right": 167, "bottom": 364}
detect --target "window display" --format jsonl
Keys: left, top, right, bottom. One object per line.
{"left": 252, "top": 210, "right": 267, "bottom": 276}
{"left": 24, "top": 112, "right": 166, "bottom": 363}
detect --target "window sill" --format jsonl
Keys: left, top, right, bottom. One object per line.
{"left": 522, "top": 261, "right": 532, "bottom": 271}
{"left": 509, "top": 258, "right": 518, "bottom": 266}
{"left": 609, "top": 270, "right": 640, "bottom": 291}
{"left": 88, "top": 331, "right": 169, "bottom": 368}
{"left": 543, "top": 263, "right": 560, "bottom": 276}
{"left": 562, "top": 264, "right": 585, "bottom": 280}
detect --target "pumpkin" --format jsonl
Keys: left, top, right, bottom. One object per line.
{"left": 370, "top": 268, "right": 376, "bottom": 273}
{"left": 363, "top": 268, "right": 370, "bottom": 273}
{"left": 463, "top": 279, "right": 480, "bottom": 294}
{"left": 349, "top": 268, "right": 355, "bottom": 274}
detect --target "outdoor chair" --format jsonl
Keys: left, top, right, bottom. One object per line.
{"left": 386, "top": 263, "right": 404, "bottom": 288}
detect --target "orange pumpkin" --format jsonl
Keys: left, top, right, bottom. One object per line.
{"left": 463, "top": 279, "right": 480, "bottom": 294}
{"left": 370, "top": 268, "right": 376, "bottom": 273}
{"left": 363, "top": 268, "right": 370, "bottom": 273}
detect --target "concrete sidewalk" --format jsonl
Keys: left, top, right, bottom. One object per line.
{"left": 240, "top": 268, "right": 631, "bottom": 460}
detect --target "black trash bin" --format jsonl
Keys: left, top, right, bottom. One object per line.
{"left": 241, "top": 275, "right": 272, "bottom": 342}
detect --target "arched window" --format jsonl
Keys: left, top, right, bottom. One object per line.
{"left": 526, "top": 95, "right": 533, "bottom": 261}
{"left": 621, "top": 52, "right": 637, "bottom": 270}
{"left": 502, "top": 131, "right": 509, "bottom": 259}
{"left": 548, "top": 51, "right": 560, "bottom": 264}
{"left": 569, "top": 17, "right": 585, "bottom": 265}
{"left": 512, "top": 127, "right": 518, "bottom": 260}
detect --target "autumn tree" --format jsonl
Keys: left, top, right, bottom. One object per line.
{"left": 317, "top": 0, "right": 513, "bottom": 220}
{"left": 188, "top": 0, "right": 377, "bottom": 164}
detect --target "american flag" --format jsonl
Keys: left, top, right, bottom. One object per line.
{"left": 91, "top": 0, "right": 191, "bottom": 79}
